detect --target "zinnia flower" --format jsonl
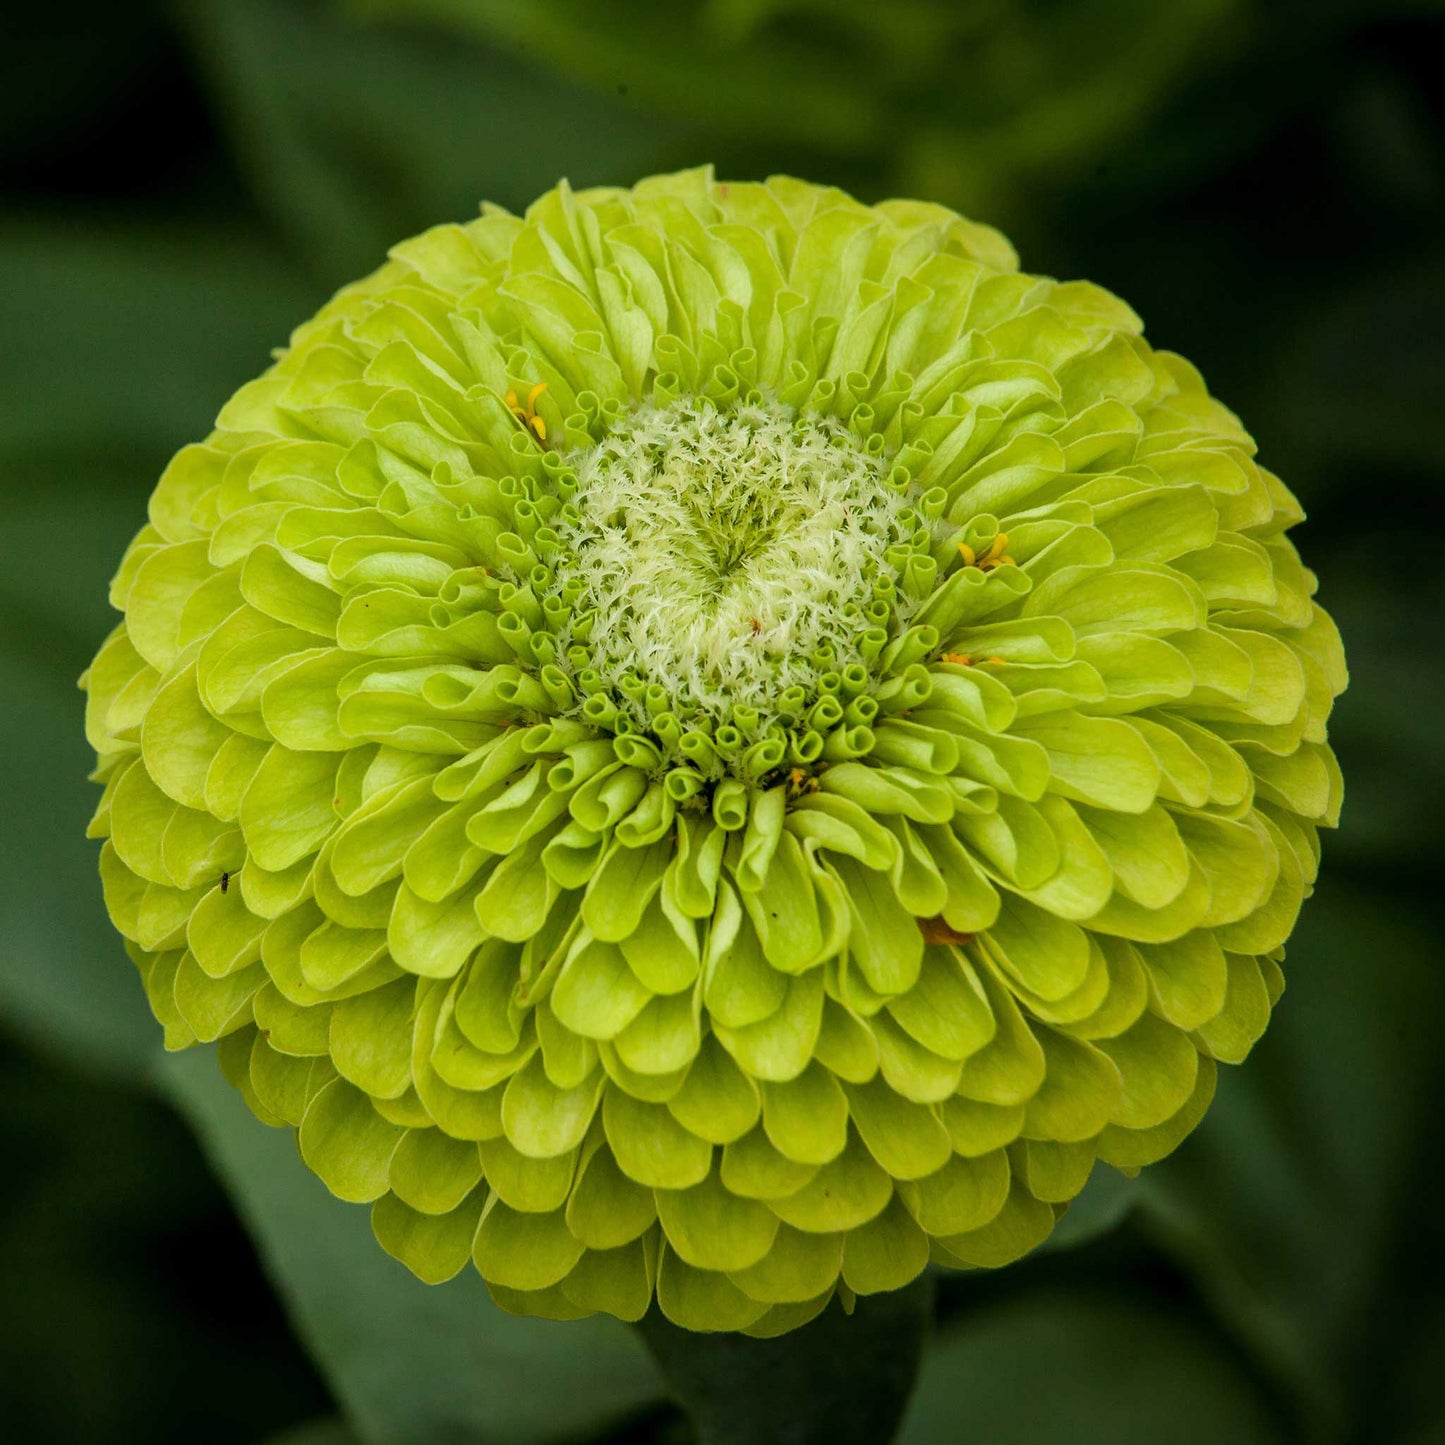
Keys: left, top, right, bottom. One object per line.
{"left": 83, "top": 167, "right": 1345, "bottom": 1335}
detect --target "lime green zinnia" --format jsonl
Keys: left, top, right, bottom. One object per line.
{"left": 82, "top": 167, "right": 1346, "bottom": 1336}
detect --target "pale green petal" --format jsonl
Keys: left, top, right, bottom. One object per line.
{"left": 372, "top": 1185, "right": 484, "bottom": 1284}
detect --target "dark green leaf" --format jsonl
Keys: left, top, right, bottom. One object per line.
{"left": 182, "top": 0, "right": 682, "bottom": 284}
{"left": 1137, "top": 884, "right": 1445, "bottom": 1435}
{"left": 261, "top": 1417, "right": 364, "bottom": 1445}
{"left": 0, "top": 641, "right": 155, "bottom": 1078}
{"left": 0, "top": 223, "right": 314, "bottom": 460}
{"left": 155, "top": 1048, "right": 664, "bottom": 1445}
{"left": 896, "top": 1289, "right": 1283, "bottom": 1444}
{"left": 0, "top": 221, "right": 313, "bottom": 1079}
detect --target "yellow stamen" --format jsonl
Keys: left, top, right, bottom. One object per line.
{"left": 786, "top": 767, "right": 818, "bottom": 796}
{"left": 961, "top": 533, "right": 1012, "bottom": 572}
{"left": 506, "top": 381, "right": 549, "bottom": 444}
{"left": 941, "top": 651, "right": 973, "bottom": 666}
{"left": 957, "top": 534, "right": 1015, "bottom": 571}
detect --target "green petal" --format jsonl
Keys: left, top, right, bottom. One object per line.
{"left": 187, "top": 884, "right": 267, "bottom": 978}
{"left": 897, "top": 1148, "right": 1011, "bottom": 1235}
{"left": 249, "top": 1035, "right": 334, "bottom": 1126}
{"left": 172, "top": 950, "right": 261, "bottom": 1041}
{"left": 657, "top": 1171, "right": 780, "bottom": 1271}
{"left": 703, "top": 881, "right": 788, "bottom": 1027}
{"left": 501, "top": 1052, "right": 604, "bottom": 1157}
{"left": 813, "top": 998, "right": 881, "bottom": 1085}
{"left": 604, "top": 1088, "right": 713, "bottom": 1190}
{"left": 954, "top": 958, "right": 1046, "bottom": 1107}
{"left": 1194, "top": 953, "right": 1272, "bottom": 1063}
{"left": 770, "top": 1134, "right": 892, "bottom": 1233}
{"left": 1096, "top": 1011, "right": 1199, "bottom": 1130}
{"left": 1012, "top": 712, "right": 1161, "bottom": 813}
{"left": 478, "top": 1134, "right": 577, "bottom": 1212}
{"left": 720, "top": 1127, "right": 820, "bottom": 1201}
{"left": 472, "top": 1197, "right": 585, "bottom": 1291}
{"left": 551, "top": 937, "right": 651, "bottom": 1039}
{"left": 559, "top": 1237, "right": 656, "bottom": 1323}
{"left": 872, "top": 1011, "right": 964, "bottom": 1102}
{"left": 299, "top": 1076, "right": 404, "bottom": 1202}
{"left": 371, "top": 1185, "right": 485, "bottom": 1284}
{"left": 1097, "top": 1054, "right": 1217, "bottom": 1169}
{"left": 667, "top": 1033, "right": 761, "bottom": 1145}
{"left": 728, "top": 1225, "right": 843, "bottom": 1305}
{"left": 987, "top": 894, "right": 1090, "bottom": 1002}
{"left": 840, "top": 1196, "right": 930, "bottom": 1296}
{"left": 615, "top": 991, "right": 703, "bottom": 1076}
{"left": 620, "top": 892, "right": 700, "bottom": 994}
{"left": 329, "top": 974, "right": 415, "bottom": 1098}
{"left": 829, "top": 855, "right": 924, "bottom": 996}
{"left": 1080, "top": 802, "right": 1191, "bottom": 911}
{"left": 933, "top": 1178, "right": 1055, "bottom": 1267}
{"left": 761, "top": 1062, "right": 849, "bottom": 1165}
{"left": 388, "top": 1127, "right": 483, "bottom": 1214}
{"left": 566, "top": 1141, "right": 659, "bottom": 1250}
{"left": 739, "top": 1293, "right": 836, "bottom": 1339}
{"left": 739, "top": 832, "right": 827, "bottom": 973}
{"left": 239, "top": 746, "right": 344, "bottom": 871}
{"left": 1022, "top": 1030, "right": 1123, "bottom": 1143}
{"left": 657, "top": 1249, "right": 770, "bottom": 1332}
{"left": 141, "top": 664, "right": 233, "bottom": 809}
{"left": 1015, "top": 1138, "right": 1097, "bottom": 1203}
{"left": 714, "top": 970, "right": 824, "bottom": 1083}
{"left": 885, "top": 945, "right": 995, "bottom": 1061}
{"left": 940, "top": 1096, "right": 1026, "bottom": 1156}
{"left": 388, "top": 882, "right": 485, "bottom": 978}
{"left": 580, "top": 836, "right": 671, "bottom": 942}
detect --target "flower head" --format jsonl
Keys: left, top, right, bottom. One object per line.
{"left": 83, "top": 168, "right": 1345, "bottom": 1335}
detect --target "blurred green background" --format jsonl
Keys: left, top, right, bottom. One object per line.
{"left": 3, "top": 1, "right": 1443, "bottom": 1441}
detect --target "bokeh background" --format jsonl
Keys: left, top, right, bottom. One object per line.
{"left": 3, "top": 1, "right": 1443, "bottom": 1441}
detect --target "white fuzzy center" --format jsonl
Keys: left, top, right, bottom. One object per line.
{"left": 551, "top": 398, "right": 908, "bottom": 736}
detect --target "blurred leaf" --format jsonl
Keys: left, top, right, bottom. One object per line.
{"left": 353, "top": 0, "right": 1248, "bottom": 218}
{"left": 155, "top": 1048, "right": 664, "bottom": 1445}
{"left": 1308, "top": 550, "right": 1445, "bottom": 875}
{"left": 1137, "top": 884, "right": 1445, "bottom": 1437}
{"left": 0, "top": 1033, "right": 331, "bottom": 1443}
{"left": 261, "top": 1418, "right": 363, "bottom": 1445}
{"left": 637, "top": 1278, "right": 932, "bottom": 1445}
{"left": 0, "top": 640, "right": 155, "bottom": 1078}
{"left": 0, "top": 220, "right": 314, "bottom": 1079}
{"left": 1265, "top": 257, "right": 1445, "bottom": 484}
{"left": 181, "top": 0, "right": 681, "bottom": 284}
{"left": 0, "top": 222, "right": 314, "bottom": 460}
{"left": 895, "top": 1288, "right": 1282, "bottom": 1444}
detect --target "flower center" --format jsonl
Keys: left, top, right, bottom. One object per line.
{"left": 549, "top": 398, "right": 911, "bottom": 761}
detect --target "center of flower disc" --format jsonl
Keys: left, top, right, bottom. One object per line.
{"left": 549, "top": 398, "right": 911, "bottom": 757}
